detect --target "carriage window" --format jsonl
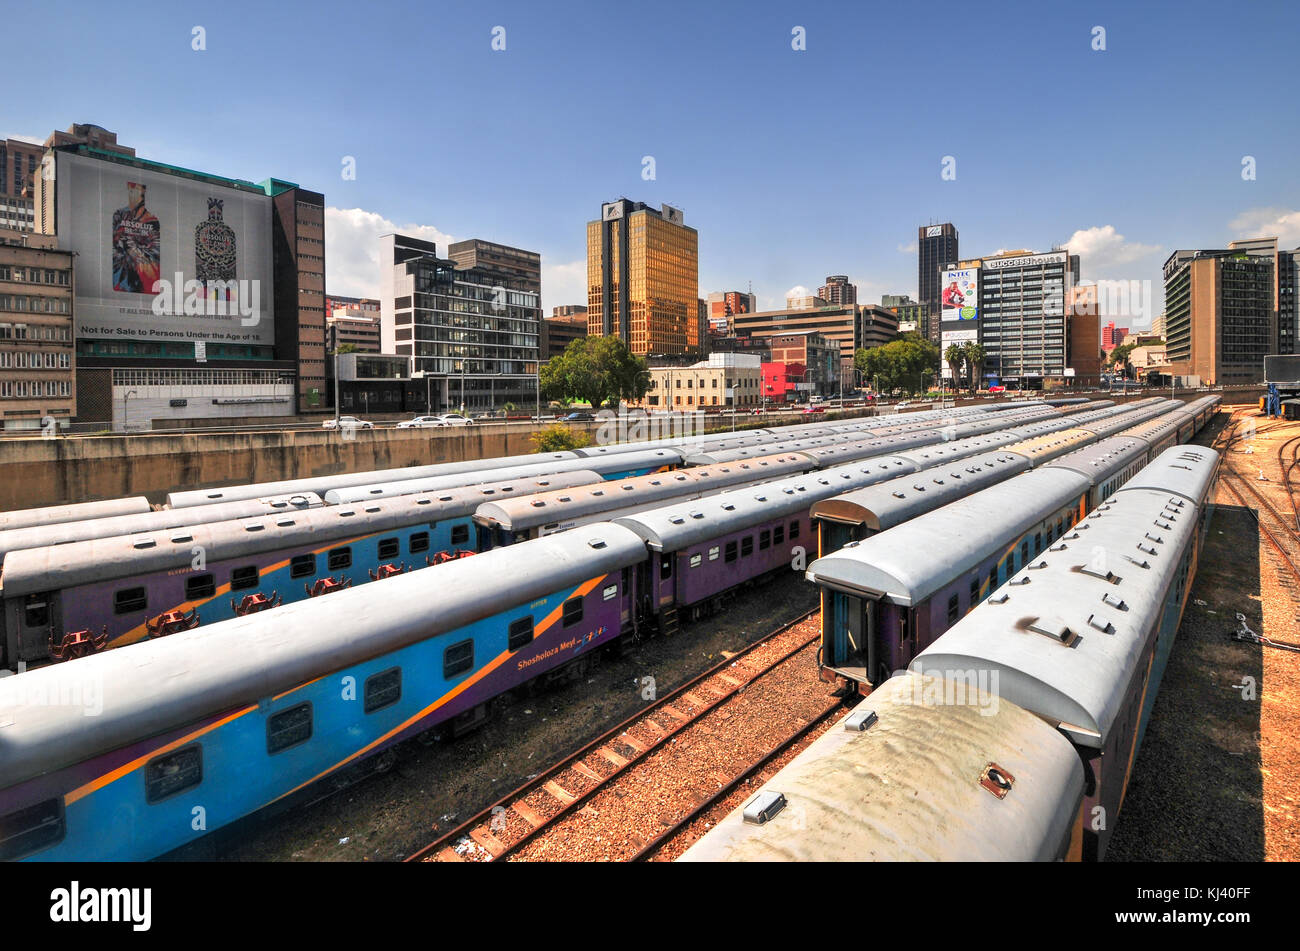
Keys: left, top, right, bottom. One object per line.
{"left": 773, "top": 525, "right": 785, "bottom": 544}
{"left": 899, "top": 609, "right": 910, "bottom": 645}
{"left": 708, "top": 546, "right": 720, "bottom": 561}
{"left": 0, "top": 797, "right": 64, "bottom": 861}
{"left": 22, "top": 593, "right": 49, "bottom": 628}
{"left": 1034, "top": 532, "right": 1042, "bottom": 555}
{"left": 724, "top": 541, "right": 738, "bottom": 563}
{"left": 328, "top": 547, "right": 352, "bottom": 571}
{"left": 290, "top": 553, "right": 316, "bottom": 578}
{"left": 365, "top": 667, "right": 402, "bottom": 712}
{"left": 988, "top": 567, "right": 997, "bottom": 593}
{"left": 145, "top": 745, "right": 202, "bottom": 803}
{"left": 378, "top": 537, "right": 400, "bottom": 559}
{"left": 410, "top": 531, "right": 430, "bottom": 553}
{"left": 660, "top": 555, "right": 673, "bottom": 579}
{"left": 443, "top": 640, "right": 474, "bottom": 679}
{"left": 759, "top": 529, "right": 771, "bottom": 550}
{"left": 970, "top": 576, "right": 979, "bottom": 605}
{"left": 113, "top": 586, "right": 147, "bottom": 615}
{"left": 508, "top": 617, "right": 534, "bottom": 650}
{"left": 450, "top": 524, "right": 470, "bottom": 545}
{"left": 741, "top": 536, "right": 754, "bottom": 557}
{"left": 185, "top": 573, "right": 215, "bottom": 600}
{"left": 789, "top": 521, "right": 800, "bottom": 539}
{"left": 231, "top": 565, "right": 259, "bottom": 591}
{"left": 267, "top": 703, "right": 313, "bottom": 754}
{"left": 562, "top": 597, "right": 584, "bottom": 627}
{"left": 690, "top": 554, "right": 702, "bottom": 568}
{"left": 1020, "top": 541, "right": 1029, "bottom": 564}
{"left": 947, "top": 594, "right": 960, "bottom": 624}
{"left": 603, "top": 584, "right": 618, "bottom": 601}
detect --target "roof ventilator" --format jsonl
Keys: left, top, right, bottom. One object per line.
{"left": 743, "top": 791, "right": 787, "bottom": 825}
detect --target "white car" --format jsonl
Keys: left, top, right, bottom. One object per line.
{"left": 434, "top": 413, "right": 475, "bottom": 426}
{"left": 322, "top": 416, "right": 374, "bottom": 430}
{"left": 395, "top": 415, "right": 446, "bottom": 429}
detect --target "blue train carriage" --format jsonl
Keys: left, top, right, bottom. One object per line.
{"left": 677, "top": 671, "right": 1086, "bottom": 862}
{"left": 322, "top": 447, "right": 686, "bottom": 505}
{"left": 611, "top": 459, "right": 924, "bottom": 634}
{"left": 474, "top": 452, "right": 815, "bottom": 548}
{"left": 910, "top": 446, "right": 1219, "bottom": 860}
{"left": 0, "top": 472, "right": 602, "bottom": 671}
{"left": 0, "top": 492, "right": 325, "bottom": 567}
{"left": 0, "top": 526, "right": 650, "bottom": 862}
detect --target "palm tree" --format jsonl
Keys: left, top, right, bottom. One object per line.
{"left": 961, "top": 341, "right": 986, "bottom": 391}
{"left": 944, "top": 344, "right": 964, "bottom": 393}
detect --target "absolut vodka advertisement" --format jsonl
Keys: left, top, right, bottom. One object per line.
{"left": 54, "top": 150, "right": 275, "bottom": 346}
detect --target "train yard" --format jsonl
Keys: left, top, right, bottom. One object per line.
{"left": 2, "top": 396, "right": 1297, "bottom": 863}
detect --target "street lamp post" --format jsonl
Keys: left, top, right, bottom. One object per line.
{"left": 122, "top": 389, "right": 138, "bottom": 433}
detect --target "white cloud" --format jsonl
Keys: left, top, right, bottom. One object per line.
{"left": 1230, "top": 207, "right": 1300, "bottom": 248}
{"left": 325, "top": 207, "right": 455, "bottom": 298}
{"left": 784, "top": 284, "right": 812, "bottom": 302}
{"left": 1060, "top": 225, "right": 1161, "bottom": 279}
{"left": 543, "top": 259, "right": 587, "bottom": 313}
{"left": 897, "top": 241, "right": 918, "bottom": 254}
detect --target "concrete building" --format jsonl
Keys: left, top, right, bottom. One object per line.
{"left": 1162, "top": 240, "right": 1277, "bottom": 386}
{"left": 1150, "top": 311, "right": 1167, "bottom": 339}
{"left": 382, "top": 233, "right": 540, "bottom": 412}
{"left": 786, "top": 293, "right": 828, "bottom": 310}
{"left": 638, "top": 352, "right": 762, "bottom": 410}
{"left": 540, "top": 308, "right": 588, "bottom": 360}
{"left": 944, "top": 249, "right": 1083, "bottom": 388}
{"left": 3, "top": 125, "right": 134, "bottom": 235}
{"left": 731, "top": 303, "right": 897, "bottom": 376}
{"left": 587, "top": 198, "right": 699, "bottom": 356}
{"left": 448, "top": 238, "right": 541, "bottom": 296}
{"left": 882, "top": 294, "right": 927, "bottom": 338}
{"left": 818, "top": 275, "right": 857, "bottom": 307}
{"left": 761, "top": 331, "right": 841, "bottom": 401}
{"left": 36, "top": 145, "right": 307, "bottom": 429}
{"left": 1067, "top": 284, "right": 1103, "bottom": 388}
{"left": 1101, "top": 321, "right": 1130, "bottom": 352}
{"left": 706, "top": 290, "right": 757, "bottom": 334}
{"left": 326, "top": 312, "right": 381, "bottom": 353}
{"left": 0, "top": 228, "right": 76, "bottom": 430}
{"left": 918, "top": 222, "right": 958, "bottom": 344}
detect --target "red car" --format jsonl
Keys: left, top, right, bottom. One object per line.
{"left": 987, "top": 385, "right": 1006, "bottom": 393}
{"left": 800, "top": 405, "right": 826, "bottom": 414}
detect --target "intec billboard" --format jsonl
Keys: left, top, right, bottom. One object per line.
{"left": 940, "top": 267, "right": 979, "bottom": 321}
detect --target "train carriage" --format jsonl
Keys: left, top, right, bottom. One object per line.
{"left": 0, "top": 526, "right": 650, "bottom": 862}
{"left": 678, "top": 671, "right": 1086, "bottom": 862}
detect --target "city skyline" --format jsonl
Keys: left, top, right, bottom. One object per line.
{"left": 4, "top": 1, "right": 1299, "bottom": 322}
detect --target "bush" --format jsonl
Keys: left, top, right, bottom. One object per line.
{"left": 531, "top": 423, "right": 592, "bottom": 453}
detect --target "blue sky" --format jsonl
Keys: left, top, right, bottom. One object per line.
{"left": 5, "top": 0, "right": 1299, "bottom": 324}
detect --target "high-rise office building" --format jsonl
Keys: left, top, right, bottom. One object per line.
{"left": 1162, "top": 239, "right": 1278, "bottom": 385}
{"left": 0, "top": 228, "right": 76, "bottom": 429}
{"left": 706, "top": 291, "right": 757, "bottom": 335}
{"left": 382, "top": 233, "right": 540, "bottom": 412}
{"left": 818, "top": 275, "right": 857, "bottom": 306}
{"left": 448, "top": 239, "right": 541, "bottom": 296}
{"left": 6, "top": 125, "right": 135, "bottom": 235}
{"left": 918, "top": 222, "right": 958, "bottom": 343}
{"left": 587, "top": 198, "right": 699, "bottom": 356}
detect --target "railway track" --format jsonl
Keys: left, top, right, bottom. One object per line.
{"left": 1214, "top": 414, "right": 1300, "bottom": 651}
{"left": 405, "top": 608, "right": 843, "bottom": 862}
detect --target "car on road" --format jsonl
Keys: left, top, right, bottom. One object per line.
{"left": 799, "top": 405, "right": 826, "bottom": 415}
{"left": 322, "top": 416, "right": 374, "bottom": 430}
{"left": 562, "top": 411, "right": 596, "bottom": 422}
{"left": 395, "top": 415, "right": 445, "bottom": 429}
{"left": 434, "top": 413, "right": 475, "bottom": 426}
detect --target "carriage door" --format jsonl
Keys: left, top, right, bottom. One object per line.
{"left": 657, "top": 553, "right": 676, "bottom": 607}
{"left": 822, "top": 590, "right": 873, "bottom": 686}
{"left": 19, "top": 591, "right": 56, "bottom": 661}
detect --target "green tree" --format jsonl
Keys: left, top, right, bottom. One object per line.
{"left": 856, "top": 332, "right": 940, "bottom": 397}
{"left": 540, "top": 336, "right": 649, "bottom": 408}
{"left": 530, "top": 422, "right": 592, "bottom": 453}
{"left": 944, "top": 343, "right": 964, "bottom": 391}
{"left": 961, "top": 341, "right": 985, "bottom": 391}
{"left": 1106, "top": 343, "right": 1138, "bottom": 380}
{"left": 334, "top": 343, "right": 359, "bottom": 355}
